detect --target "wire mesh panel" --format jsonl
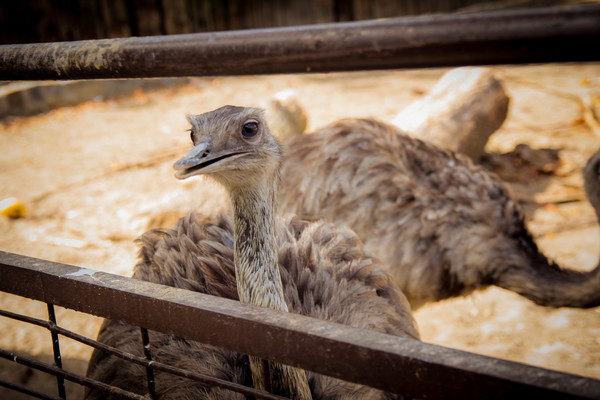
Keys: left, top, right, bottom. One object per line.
{"left": 0, "top": 302, "right": 287, "bottom": 399}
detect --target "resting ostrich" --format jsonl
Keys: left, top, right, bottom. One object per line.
{"left": 585, "top": 149, "right": 600, "bottom": 224}
{"left": 278, "top": 118, "right": 600, "bottom": 309}
{"left": 85, "top": 106, "right": 419, "bottom": 400}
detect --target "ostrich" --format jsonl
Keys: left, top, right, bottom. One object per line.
{"left": 278, "top": 118, "right": 600, "bottom": 309}
{"left": 85, "top": 106, "right": 419, "bottom": 400}
{"left": 585, "top": 149, "right": 600, "bottom": 224}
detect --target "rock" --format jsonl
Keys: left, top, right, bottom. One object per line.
{"left": 263, "top": 89, "right": 308, "bottom": 141}
{"left": 391, "top": 67, "right": 509, "bottom": 161}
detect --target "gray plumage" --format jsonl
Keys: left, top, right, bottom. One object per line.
{"left": 585, "top": 149, "right": 600, "bottom": 224}
{"left": 85, "top": 107, "right": 418, "bottom": 400}
{"left": 278, "top": 118, "right": 600, "bottom": 309}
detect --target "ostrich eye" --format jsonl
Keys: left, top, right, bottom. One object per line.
{"left": 187, "top": 129, "right": 194, "bottom": 143}
{"left": 241, "top": 121, "right": 259, "bottom": 139}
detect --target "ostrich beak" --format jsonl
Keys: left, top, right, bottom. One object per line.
{"left": 174, "top": 140, "right": 248, "bottom": 180}
{"left": 173, "top": 141, "right": 211, "bottom": 180}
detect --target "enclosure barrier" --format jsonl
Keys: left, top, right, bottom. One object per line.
{"left": 1, "top": 3, "right": 600, "bottom": 80}
{"left": 2, "top": 3, "right": 600, "bottom": 399}
{"left": 1, "top": 251, "right": 600, "bottom": 399}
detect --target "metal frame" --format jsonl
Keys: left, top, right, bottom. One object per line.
{"left": 2, "top": 4, "right": 600, "bottom": 399}
{"left": 1, "top": 251, "right": 599, "bottom": 399}
{"left": 0, "top": 4, "right": 600, "bottom": 80}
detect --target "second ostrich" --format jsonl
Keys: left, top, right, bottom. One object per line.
{"left": 85, "top": 106, "right": 418, "bottom": 400}
{"left": 279, "top": 119, "right": 600, "bottom": 309}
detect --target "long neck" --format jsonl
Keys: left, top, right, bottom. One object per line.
{"left": 494, "top": 226, "right": 600, "bottom": 308}
{"left": 230, "top": 177, "right": 312, "bottom": 400}
{"left": 494, "top": 156, "right": 600, "bottom": 308}
{"left": 231, "top": 178, "right": 287, "bottom": 311}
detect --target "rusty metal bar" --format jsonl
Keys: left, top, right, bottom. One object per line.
{"left": 47, "top": 304, "right": 67, "bottom": 400}
{"left": 1, "top": 251, "right": 599, "bottom": 399}
{"left": 1, "top": 4, "right": 599, "bottom": 81}
{"left": 0, "top": 349, "right": 146, "bottom": 400}
{"left": 0, "top": 379, "right": 63, "bottom": 400}
{"left": 140, "top": 328, "right": 156, "bottom": 400}
{"left": 0, "top": 308, "right": 287, "bottom": 400}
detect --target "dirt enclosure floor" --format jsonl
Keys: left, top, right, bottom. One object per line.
{"left": 1, "top": 64, "right": 599, "bottom": 398}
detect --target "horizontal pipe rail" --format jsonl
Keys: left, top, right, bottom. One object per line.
{"left": 1, "top": 4, "right": 600, "bottom": 80}
{"left": 1, "top": 250, "right": 600, "bottom": 399}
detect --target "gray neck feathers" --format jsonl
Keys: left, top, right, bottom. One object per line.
{"left": 230, "top": 178, "right": 288, "bottom": 311}
{"left": 228, "top": 159, "right": 311, "bottom": 400}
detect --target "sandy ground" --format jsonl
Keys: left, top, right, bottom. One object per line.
{"left": 1, "top": 64, "right": 599, "bottom": 399}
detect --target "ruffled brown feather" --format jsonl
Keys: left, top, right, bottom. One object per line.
{"left": 279, "top": 118, "right": 600, "bottom": 309}
{"left": 85, "top": 212, "right": 417, "bottom": 400}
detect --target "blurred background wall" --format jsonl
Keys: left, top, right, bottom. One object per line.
{"left": 0, "top": 0, "right": 587, "bottom": 45}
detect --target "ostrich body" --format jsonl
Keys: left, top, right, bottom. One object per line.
{"left": 85, "top": 107, "right": 418, "bottom": 400}
{"left": 278, "top": 118, "right": 600, "bottom": 309}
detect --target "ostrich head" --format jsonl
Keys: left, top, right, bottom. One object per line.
{"left": 174, "top": 105, "right": 282, "bottom": 191}
{"left": 173, "top": 104, "right": 287, "bottom": 312}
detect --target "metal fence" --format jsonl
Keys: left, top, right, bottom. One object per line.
{"left": 2, "top": 251, "right": 600, "bottom": 399}
{"left": 1, "top": 3, "right": 600, "bottom": 400}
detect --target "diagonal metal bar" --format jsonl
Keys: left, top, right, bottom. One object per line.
{"left": 0, "top": 4, "right": 599, "bottom": 81}
{"left": 1, "top": 250, "right": 599, "bottom": 399}
{"left": 0, "top": 349, "right": 146, "bottom": 400}
{"left": 0, "top": 379, "right": 63, "bottom": 400}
